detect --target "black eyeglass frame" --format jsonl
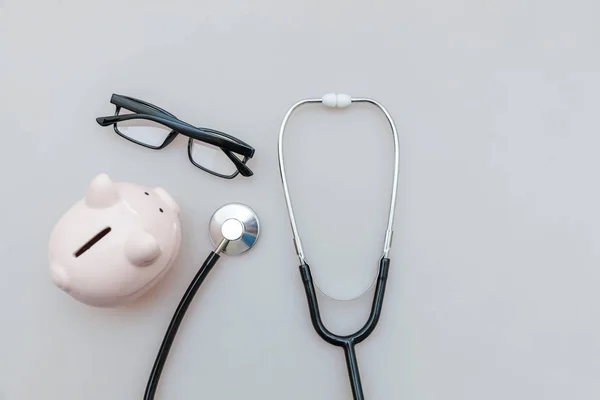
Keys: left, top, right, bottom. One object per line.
{"left": 96, "top": 94, "right": 255, "bottom": 179}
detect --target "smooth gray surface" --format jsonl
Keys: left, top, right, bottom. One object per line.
{"left": 1, "top": 1, "right": 600, "bottom": 399}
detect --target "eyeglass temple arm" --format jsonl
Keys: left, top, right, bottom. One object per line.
{"left": 96, "top": 114, "right": 255, "bottom": 158}
{"left": 110, "top": 94, "right": 176, "bottom": 119}
{"left": 111, "top": 94, "right": 253, "bottom": 149}
{"left": 222, "top": 149, "right": 253, "bottom": 177}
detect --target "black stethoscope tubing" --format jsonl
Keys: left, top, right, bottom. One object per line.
{"left": 144, "top": 251, "right": 220, "bottom": 400}
{"left": 300, "top": 258, "right": 390, "bottom": 399}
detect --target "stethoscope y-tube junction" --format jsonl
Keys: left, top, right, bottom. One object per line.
{"left": 299, "top": 258, "right": 390, "bottom": 400}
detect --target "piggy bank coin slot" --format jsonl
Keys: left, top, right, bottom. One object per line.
{"left": 74, "top": 227, "right": 112, "bottom": 258}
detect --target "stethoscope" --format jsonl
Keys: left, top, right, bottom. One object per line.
{"left": 143, "top": 203, "right": 260, "bottom": 400}
{"left": 278, "top": 93, "right": 400, "bottom": 400}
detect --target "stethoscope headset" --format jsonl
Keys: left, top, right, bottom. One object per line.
{"left": 278, "top": 93, "right": 399, "bottom": 400}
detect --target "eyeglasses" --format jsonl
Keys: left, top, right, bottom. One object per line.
{"left": 96, "top": 94, "right": 255, "bottom": 179}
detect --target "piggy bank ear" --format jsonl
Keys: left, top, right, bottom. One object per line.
{"left": 125, "top": 230, "right": 162, "bottom": 266}
{"left": 154, "top": 187, "right": 180, "bottom": 215}
{"left": 85, "top": 173, "right": 119, "bottom": 209}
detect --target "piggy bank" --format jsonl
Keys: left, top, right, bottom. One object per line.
{"left": 49, "top": 173, "right": 182, "bottom": 307}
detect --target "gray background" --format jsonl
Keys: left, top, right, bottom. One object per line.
{"left": 1, "top": 0, "right": 599, "bottom": 399}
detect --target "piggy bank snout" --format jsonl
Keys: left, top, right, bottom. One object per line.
{"left": 154, "top": 187, "right": 180, "bottom": 215}
{"left": 125, "top": 231, "right": 162, "bottom": 266}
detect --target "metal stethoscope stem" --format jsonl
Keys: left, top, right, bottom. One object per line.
{"left": 278, "top": 95, "right": 399, "bottom": 264}
{"left": 278, "top": 93, "right": 400, "bottom": 400}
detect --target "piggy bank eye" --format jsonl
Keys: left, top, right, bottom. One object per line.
{"left": 145, "top": 192, "right": 149, "bottom": 196}
{"left": 159, "top": 208, "right": 164, "bottom": 213}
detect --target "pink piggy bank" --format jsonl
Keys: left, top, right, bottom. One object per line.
{"left": 49, "top": 173, "right": 182, "bottom": 307}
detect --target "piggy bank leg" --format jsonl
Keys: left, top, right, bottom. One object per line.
{"left": 50, "top": 263, "right": 70, "bottom": 291}
{"left": 125, "top": 230, "right": 162, "bottom": 266}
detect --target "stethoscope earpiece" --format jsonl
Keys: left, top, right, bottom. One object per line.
{"left": 209, "top": 203, "right": 260, "bottom": 256}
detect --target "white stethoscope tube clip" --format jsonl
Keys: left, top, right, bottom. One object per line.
{"left": 321, "top": 93, "right": 352, "bottom": 108}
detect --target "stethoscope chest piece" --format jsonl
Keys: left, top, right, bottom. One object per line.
{"left": 209, "top": 203, "right": 260, "bottom": 255}
{"left": 144, "top": 202, "right": 260, "bottom": 400}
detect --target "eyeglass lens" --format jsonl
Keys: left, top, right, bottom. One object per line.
{"left": 189, "top": 139, "right": 241, "bottom": 177}
{"left": 114, "top": 108, "right": 173, "bottom": 149}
